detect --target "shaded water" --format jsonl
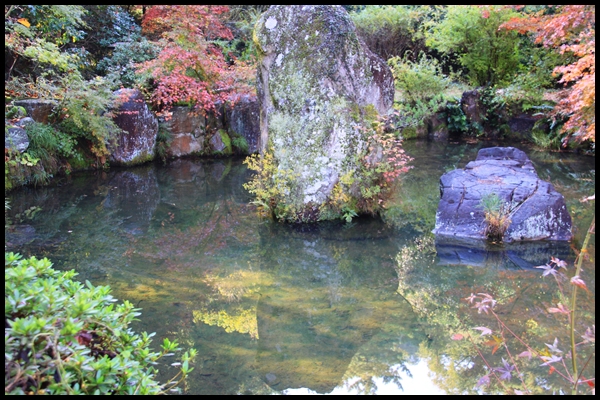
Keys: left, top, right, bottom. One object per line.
{"left": 5, "top": 140, "right": 595, "bottom": 395}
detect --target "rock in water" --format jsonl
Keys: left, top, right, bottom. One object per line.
{"left": 254, "top": 5, "right": 395, "bottom": 222}
{"left": 432, "top": 147, "right": 572, "bottom": 242}
{"left": 108, "top": 89, "right": 158, "bottom": 166}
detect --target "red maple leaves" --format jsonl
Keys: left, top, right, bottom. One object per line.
{"left": 137, "top": 6, "right": 254, "bottom": 118}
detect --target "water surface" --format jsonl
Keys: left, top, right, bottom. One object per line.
{"left": 5, "top": 140, "right": 595, "bottom": 395}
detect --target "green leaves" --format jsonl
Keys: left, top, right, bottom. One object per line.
{"left": 388, "top": 52, "right": 451, "bottom": 105}
{"left": 425, "top": 5, "right": 521, "bottom": 86}
{"left": 5, "top": 251, "right": 197, "bottom": 395}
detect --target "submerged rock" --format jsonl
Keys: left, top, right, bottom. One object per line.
{"left": 254, "top": 5, "right": 394, "bottom": 221}
{"left": 432, "top": 147, "right": 572, "bottom": 242}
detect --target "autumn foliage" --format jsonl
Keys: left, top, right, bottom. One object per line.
{"left": 500, "top": 5, "right": 595, "bottom": 145}
{"left": 136, "top": 5, "right": 255, "bottom": 118}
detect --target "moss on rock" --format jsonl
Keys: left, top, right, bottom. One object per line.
{"left": 253, "top": 5, "right": 395, "bottom": 222}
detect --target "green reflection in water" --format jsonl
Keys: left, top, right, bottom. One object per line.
{"left": 5, "top": 141, "right": 595, "bottom": 395}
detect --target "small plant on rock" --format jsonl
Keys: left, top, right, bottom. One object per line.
{"left": 480, "top": 192, "right": 512, "bottom": 242}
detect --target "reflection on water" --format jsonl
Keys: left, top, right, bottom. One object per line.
{"left": 5, "top": 141, "right": 595, "bottom": 395}
{"left": 434, "top": 236, "right": 574, "bottom": 270}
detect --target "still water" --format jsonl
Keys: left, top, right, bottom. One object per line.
{"left": 5, "top": 140, "right": 595, "bottom": 395}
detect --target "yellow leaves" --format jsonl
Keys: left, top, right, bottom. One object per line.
{"left": 17, "top": 18, "right": 31, "bottom": 28}
{"left": 192, "top": 308, "right": 258, "bottom": 339}
{"left": 538, "top": 346, "right": 552, "bottom": 359}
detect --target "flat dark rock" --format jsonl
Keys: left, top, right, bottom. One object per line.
{"left": 432, "top": 147, "right": 572, "bottom": 242}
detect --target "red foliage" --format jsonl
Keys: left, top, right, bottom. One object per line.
{"left": 500, "top": 5, "right": 595, "bottom": 145}
{"left": 137, "top": 5, "right": 254, "bottom": 118}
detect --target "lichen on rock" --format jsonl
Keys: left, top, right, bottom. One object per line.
{"left": 252, "top": 5, "right": 396, "bottom": 222}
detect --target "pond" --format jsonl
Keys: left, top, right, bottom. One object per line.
{"left": 5, "top": 139, "right": 595, "bottom": 395}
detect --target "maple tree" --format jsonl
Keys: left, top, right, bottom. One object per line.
{"left": 136, "top": 5, "right": 255, "bottom": 118}
{"left": 500, "top": 5, "right": 595, "bottom": 146}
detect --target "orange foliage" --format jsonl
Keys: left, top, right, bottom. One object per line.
{"left": 501, "top": 5, "right": 595, "bottom": 145}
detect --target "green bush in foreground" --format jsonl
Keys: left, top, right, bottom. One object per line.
{"left": 5, "top": 252, "right": 196, "bottom": 395}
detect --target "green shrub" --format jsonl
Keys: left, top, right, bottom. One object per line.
{"left": 388, "top": 52, "right": 454, "bottom": 132}
{"left": 425, "top": 5, "right": 521, "bottom": 87}
{"left": 96, "top": 39, "right": 160, "bottom": 88}
{"left": 5, "top": 252, "right": 196, "bottom": 395}
{"left": 531, "top": 123, "right": 563, "bottom": 151}
{"left": 445, "top": 100, "right": 469, "bottom": 134}
{"left": 25, "top": 122, "right": 79, "bottom": 163}
{"left": 154, "top": 123, "right": 172, "bottom": 164}
{"left": 92, "top": 5, "right": 160, "bottom": 88}
{"left": 220, "top": 6, "right": 268, "bottom": 63}
{"left": 54, "top": 75, "right": 122, "bottom": 159}
{"left": 5, "top": 122, "right": 85, "bottom": 187}
{"left": 388, "top": 52, "right": 451, "bottom": 104}
{"left": 350, "top": 5, "right": 436, "bottom": 61}
{"left": 231, "top": 134, "right": 249, "bottom": 155}
{"left": 4, "top": 150, "right": 51, "bottom": 190}
{"left": 5, "top": 106, "right": 27, "bottom": 119}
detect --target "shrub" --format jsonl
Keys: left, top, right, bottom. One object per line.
{"left": 96, "top": 39, "right": 160, "bottom": 88}
{"left": 24, "top": 122, "right": 81, "bottom": 177}
{"left": 53, "top": 74, "right": 122, "bottom": 159}
{"left": 5, "top": 5, "right": 122, "bottom": 163}
{"left": 154, "top": 123, "right": 172, "bottom": 164}
{"left": 531, "top": 122, "right": 563, "bottom": 151}
{"left": 6, "top": 106, "right": 27, "bottom": 119}
{"left": 243, "top": 150, "right": 297, "bottom": 220}
{"left": 350, "top": 5, "right": 435, "bottom": 61}
{"left": 445, "top": 100, "right": 469, "bottom": 134}
{"left": 231, "top": 134, "right": 249, "bottom": 155}
{"left": 425, "top": 5, "right": 521, "bottom": 87}
{"left": 388, "top": 52, "right": 455, "bottom": 132}
{"left": 388, "top": 52, "right": 452, "bottom": 104}
{"left": 5, "top": 252, "right": 196, "bottom": 395}
{"left": 4, "top": 148, "right": 51, "bottom": 190}
{"left": 222, "top": 6, "right": 269, "bottom": 63}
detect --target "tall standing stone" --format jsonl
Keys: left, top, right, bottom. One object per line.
{"left": 108, "top": 89, "right": 158, "bottom": 166}
{"left": 254, "top": 5, "right": 395, "bottom": 222}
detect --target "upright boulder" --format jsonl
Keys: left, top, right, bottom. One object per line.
{"left": 108, "top": 89, "right": 158, "bottom": 166}
{"left": 160, "top": 106, "right": 206, "bottom": 158}
{"left": 225, "top": 94, "right": 260, "bottom": 154}
{"left": 254, "top": 5, "right": 395, "bottom": 221}
{"left": 433, "top": 147, "right": 573, "bottom": 242}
